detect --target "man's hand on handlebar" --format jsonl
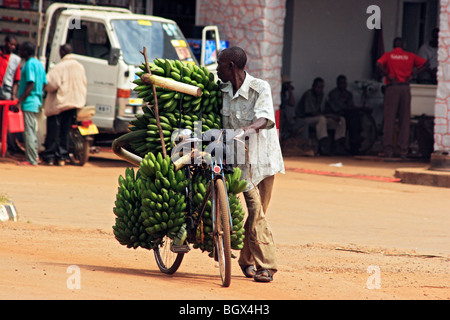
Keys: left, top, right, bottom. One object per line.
{"left": 241, "top": 118, "right": 268, "bottom": 136}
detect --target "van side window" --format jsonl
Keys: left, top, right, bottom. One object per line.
{"left": 67, "top": 21, "right": 111, "bottom": 60}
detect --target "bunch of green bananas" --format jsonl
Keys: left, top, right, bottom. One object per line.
{"left": 229, "top": 193, "right": 245, "bottom": 250}
{"left": 225, "top": 166, "right": 248, "bottom": 194}
{"left": 225, "top": 167, "right": 246, "bottom": 250}
{"left": 138, "top": 151, "right": 188, "bottom": 240}
{"left": 190, "top": 167, "right": 246, "bottom": 254}
{"left": 135, "top": 58, "right": 223, "bottom": 115}
{"left": 128, "top": 58, "right": 223, "bottom": 157}
{"left": 126, "top": 107, "right": 176, "bottom": 157}
{"left": 112, "top": 167, "right": 156, "bottom": 249}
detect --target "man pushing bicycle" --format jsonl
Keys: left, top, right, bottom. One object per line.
{"left": 216, "top": 47, "right": 285, "bottom": 282}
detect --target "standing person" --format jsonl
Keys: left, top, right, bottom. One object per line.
{"left": 217, "top": 47, "right": 284, "bottom": 282}
{"left": 296, "top": 77, "right": 346, "bottom": 155}
{"left": 13, "top": 41, "right": 47, "bottom": 166}
{"left": 41, "top": 44, "right": 87, "bottom": 166}
{"left": 418, "top": 28, "right": 439, "bottom": 84}
{"left": 377, "top": 37, "right": 428, "bottom": 159}
{"left": 0, "top": 36, "right": 20, "bottom": 101}
{"left": 0, "top": 35, "right": 21, "bottom": 155}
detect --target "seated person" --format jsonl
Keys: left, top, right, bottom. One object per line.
{"left": 280, "top": 75, "right": 312, "bottom": 155}
{"left": 327, "top": 75, "right": 362, "bottom": 154}
{"left": 296, "top": 77, "right": 346, "bottom": 155}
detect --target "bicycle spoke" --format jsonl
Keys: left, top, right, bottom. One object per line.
{"left": 154, "top": 236, "right": 184, "bottom": 274}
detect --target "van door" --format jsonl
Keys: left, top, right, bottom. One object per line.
{"left": 63, "top": 19, "right": 119, "bottom": 131}
{"left": 200, "top": 26, "right": 222, "bottom": 78}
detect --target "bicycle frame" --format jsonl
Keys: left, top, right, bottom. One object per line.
{"left": 172, "top": 128, "right": 243, "bottom": 241}
{"left": 209, "top": 156, "right": 233, "bottom": 240}
{"left": 183, "top": 149, "right": 233, "bottom": 245}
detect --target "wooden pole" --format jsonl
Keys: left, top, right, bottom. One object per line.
{"left": 141, "top": 74, "right": 202, "bottom": 97}
{"left": 140, "top": 47, "right": 167, "bottom": 157}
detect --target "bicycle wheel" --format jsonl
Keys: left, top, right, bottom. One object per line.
{"left": 213, "top": 179, "right": 232, "bottom": 287}
{"left": 153, "top": 236, "right": 184, "bottom": 274}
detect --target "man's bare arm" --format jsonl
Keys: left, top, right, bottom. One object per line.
{"left": 242, "top": 118, "right": 268, "bottom": 134}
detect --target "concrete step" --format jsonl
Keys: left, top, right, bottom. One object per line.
{"left": 395, "top": 167, "right": 450, "bottom": 188}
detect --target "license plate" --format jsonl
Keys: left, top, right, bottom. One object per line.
{"left": 129, "top": 98, "right": 143, "bottom": 105}
{"left": 78, "top": 124, "right": 99, "bottom": 135}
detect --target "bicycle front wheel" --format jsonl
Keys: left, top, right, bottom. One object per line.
{"left": 154, "top": 236, "right": 184, "bottom": 274}
{"left": 214, "top": 179, "right": 232, "bottom": 287}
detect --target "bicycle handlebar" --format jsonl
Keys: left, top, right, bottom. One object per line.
{"left": 171, "top": 128, "right": 246, "bottom": 171}
{"left": 112, "top": 127, "right": 246, "bottom": 171}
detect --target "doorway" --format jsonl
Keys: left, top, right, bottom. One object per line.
{"left": 401, "top": 0, "right": 439, "bottom": 54}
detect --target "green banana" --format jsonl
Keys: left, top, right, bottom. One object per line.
{"left": 113, "top": 57, "right": 247, "bottom": 254}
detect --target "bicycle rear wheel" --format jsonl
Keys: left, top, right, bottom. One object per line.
{"left": 214, "top": 179, "right": 232, "bottom": 287}
{"left": 154, "top": 236, "right": 184, "bottom": 274}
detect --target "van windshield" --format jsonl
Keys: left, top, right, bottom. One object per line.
{"left": 112, "top": 19, "right": 195, "bottom": 66}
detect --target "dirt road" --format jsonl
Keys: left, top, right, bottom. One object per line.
{"left": 0, "top": 153, "right": 449, "bottom": 301}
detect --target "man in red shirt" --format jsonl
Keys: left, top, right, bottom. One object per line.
{"left": 0, "top": 35, "right": 21, "bottom": 155}
{"left": 377, "top": 37, "right": 428, "bottom": 159}
{"left": 0, "top": 35, "right": 21, "bottom": 100}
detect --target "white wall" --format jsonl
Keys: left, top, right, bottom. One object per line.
{"left": 288, "top": 0, "right": 399, "bottom": 104}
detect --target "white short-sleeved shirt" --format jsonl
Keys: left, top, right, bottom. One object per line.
{"left": 220, "top": 72, "right": 285, "bottom": 192}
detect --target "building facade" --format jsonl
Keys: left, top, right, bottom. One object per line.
{"left": 436, "top": 0, "right": 450, "bottom": 152}
{"left": 196, "top": 0, "right": 286, "bottom": 110}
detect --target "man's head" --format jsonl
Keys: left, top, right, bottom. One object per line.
{"left": 312, "top": 77, "right": 324, "bottom": 96}
{"left": 59, "top": 43, "right": 73, "bottom": 58}
{"left": 18, "top": 41, "right": 35, "bottom": 60}
{"left": 3, "top": 35, "right": 18, "bottom": 54}
{"left": 393, "top": 37, "right": 404, "bottom": 49}
{"left": 336, "top": 74, "right": 347, "bottom": 91}
{"left": 216, "top": 46, "right": 247, "bottom": 83}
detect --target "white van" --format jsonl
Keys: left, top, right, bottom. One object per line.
{"left": 1, "top": 2, "right": 221, "bottom": 146}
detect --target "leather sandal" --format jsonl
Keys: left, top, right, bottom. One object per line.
{"left": 254, "top": 269, "right": 273, "bottom": 282}
{"left": 240, "top": 265, "right": 256, "bottom": 278}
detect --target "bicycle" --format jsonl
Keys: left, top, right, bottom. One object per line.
{"left": 153, "top": 129, "right": 245, "bottom": 287}
{"left": 113, "top": 127, "right": 244, "bottom": 287}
